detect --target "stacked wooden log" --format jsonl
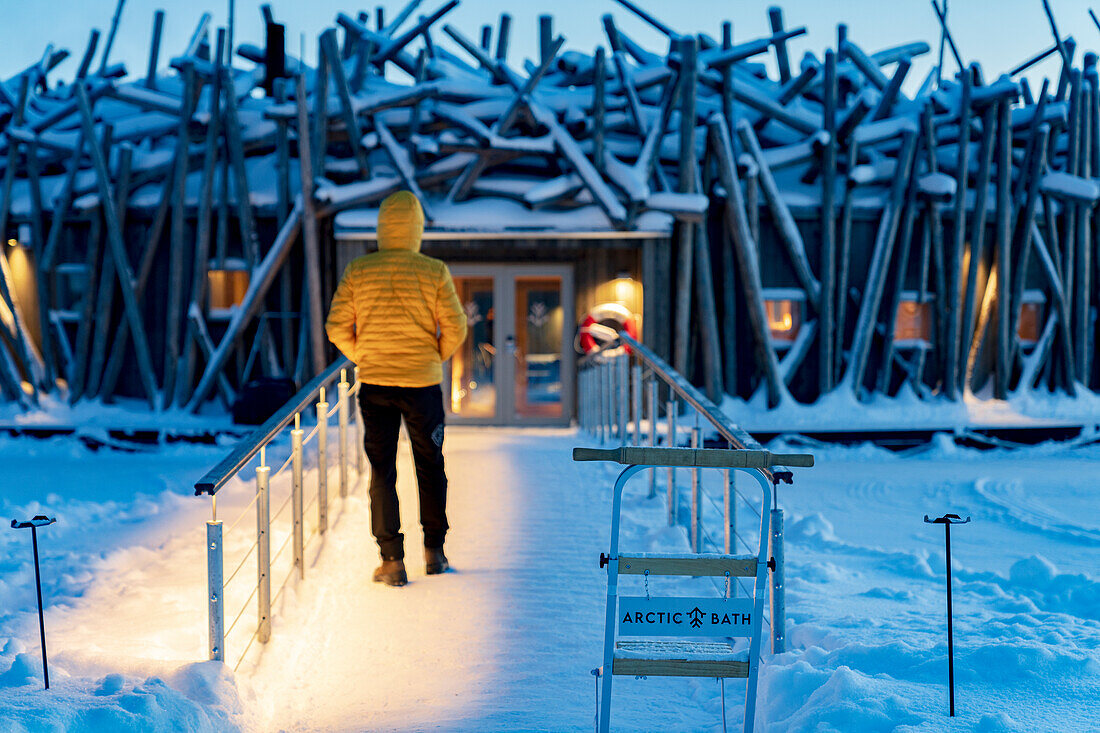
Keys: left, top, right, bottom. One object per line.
{"left": 0, "top": 0, "right": 1096, "bottom": 413}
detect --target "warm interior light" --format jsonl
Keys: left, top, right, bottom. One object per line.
{"left": 611, "top": 271, "right": 636, "bottom": 305}
{"left": 450, "top": 276, "right": 496, "bottom": 418}
{"left": 6, "top": 239, "right": 17, "bottom": 248}
{"left": 894, "top": 297, "right": 933, "bottom": 344}
{"left": 0, "top": 298, "right": 14, "bottom": 331}
{"left": 207, "top": 267, "right": 250, "bottom": 313}
{"left": 5, "top": 246, "right": 41, "bottom": 348}
{"left": 764, "top": 299, "right": 801, "bottom": 343}
{"left": 1017, "top": 298, "right": 1044, "bottom": 345}
{"left": 450, "top": 379, "right": 462, "bottom": 413}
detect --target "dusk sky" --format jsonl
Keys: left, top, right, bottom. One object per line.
{"left": 0, "top": 0, "right": 1096, "bottom": 94}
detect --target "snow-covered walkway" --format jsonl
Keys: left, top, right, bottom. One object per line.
{"left": 239, "top": 427, "right": 724, "bottom": 732}
{"left": 3, "top": 424, "right": 1100, "bottom": 732}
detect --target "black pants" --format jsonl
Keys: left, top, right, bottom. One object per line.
{"left": 358, "top": 384, "right": 448, "bottom": 560}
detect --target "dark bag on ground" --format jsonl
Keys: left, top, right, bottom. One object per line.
{"left": 233, "top": 377, "right": 297, "bottom": 425}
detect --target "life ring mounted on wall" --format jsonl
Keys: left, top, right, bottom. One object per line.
{"left": 577, "top": 302, "right": 640, "bottom": 355}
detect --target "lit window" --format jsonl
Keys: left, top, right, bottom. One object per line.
{"left": 1017, "top": 292, "right": 1045, "bottom": 346}
{"left": 763, "top": 289, "right": 804, "bottom": 345}
{"left": 208, "top": 261, "right": 250, "bottom": 316}
{"left": 894, "top": 293, "right": 932, "bottom": 346}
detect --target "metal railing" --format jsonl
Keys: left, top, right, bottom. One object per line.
{"left": 194, "top": 357, "right": 366, "bottom": 670}
{"left": 578, "top": 333, "right": 792, "bottom": 653}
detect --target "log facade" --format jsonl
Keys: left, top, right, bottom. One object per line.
{"left": 0, "top": 1, "right": 1095, "bottom": 419}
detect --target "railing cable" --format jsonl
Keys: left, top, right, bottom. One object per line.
{"left": 224, "top": 582, "right": 260, "bottom": 640}
{"left": 223, "top": 492, "right": 262, "bottom": 536}
{"left": 222, "top": 539, "right": 259, "bottom": 589}
{"left": 233, "top": 627, "right": 261, "bottom": 673}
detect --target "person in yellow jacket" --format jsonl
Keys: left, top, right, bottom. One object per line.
{"left": 326, "top": 191, "right": 467, "bottom": 587}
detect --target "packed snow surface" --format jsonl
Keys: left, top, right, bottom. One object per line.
{"left": 724, "top": 380, "right": 1100, "bottom": 433}
{"left": 1, "top": 424, "right": 1099, "bottom": 731}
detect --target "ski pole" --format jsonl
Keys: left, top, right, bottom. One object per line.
{"left": 924, "top": 512, "right": 970, "bottom": 716}
{"left": 11, "top": 515, "right": 57, "bottom": 691}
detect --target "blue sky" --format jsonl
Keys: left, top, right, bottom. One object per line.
{"left": 0, "top": 0, "right": 1095, "bottom": 94}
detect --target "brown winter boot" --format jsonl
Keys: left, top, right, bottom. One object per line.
{"left": 424, "top": 547, "right": 449, "bottom": 575}
{"left": 372, "top": 559, "right": 408, "bottom": 587}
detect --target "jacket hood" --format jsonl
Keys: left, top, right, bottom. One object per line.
{"left": 377, "top": 191, "right": 425, "bottom": 252}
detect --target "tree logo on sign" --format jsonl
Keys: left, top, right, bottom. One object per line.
{"left": 688, "top": 607, "right": 705, "bottom": 628}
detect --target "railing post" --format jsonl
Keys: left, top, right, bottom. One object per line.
{"left": 725, "top": 441, "right": 736, "bottom": 596}
{"left": 631, "top": 362, "right": 642, "bottom": 445}
{"left": 338, "top": 370, "right": 349, "bottom": 499}
{"left": 588, "top": 367, "right": 595, "bottom": 435}
{"left": 607, "top": 354, "right": 616, "bottom": 435}
{"left": 256, "top": 456, "right": 271, "bottom": 644}
{"left": 607, "top": 357, "right": 617, "bottom": 442}
{"left": 602, "top": 359, "right": 611, "bottom": 443}
{"left": 770, "top": 503, "right": 786, "bottom": 654}
{"left": 647, "top": 378, "right": 658, "bottom": 498}
{"left": 206, "top": 519, "right": 224, "bottom": 661}
{"left": 318, "top": 388, "right": 329, "bottom": 535}
{"left": 690, "top": 426, "right": 701, "bottom": 552}
{"left": 588, "top": 366, "right": 595, "bottom": 435}
{"left": 577, "top": 367, "right": 583, "bottom": 431}
{"left": 292, "top": 415, "right": 304, "bottom": 580}
{"left": 594, "top": 364, "right": 602, "bottom": 441}
{"left": 594, "top": 363, "right": 600, "bottom": 440}
{"left": 354, "top": 367, "right": 365, "bottom": 477}
{"left": 666, "top": 399, "right": 676, "bottom": 526}
{"left": 587, "top": 367, "right": 594, "bottom": 434}
{"left": 580, "top": 367, "right": 588, "bottom": 433}
{"left": 617, "top": 354, "right": 629, "bottom": 446}
{"left": 612, "top": 357, "right": 619, "bottom": 442}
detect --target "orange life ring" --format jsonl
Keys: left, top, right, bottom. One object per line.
{"left": 578, "top": 302, "right": 639, "bottom": 354}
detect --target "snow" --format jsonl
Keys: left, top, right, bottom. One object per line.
{"left": 0, "top": 431, "right": 247, "bottom": 731}
{"left": 645, "top": 192, "right": 711, "bottom": 219}
{"left": 849, "top": 157, "right": 898, "bottom": 187}
{"left": 334, "top": 196, "right": 674, "bottom": 237}
{"left": 0, "top": 393, "right": 236, "bottom": 432}
{"left": 126, "top": 153, "right": 298, "bottom": 213}
{"left": 852, "top": 115, "right": 920, "bottom": 147}
{"left": 2, "top": 417, "right": 1099, "bottom": 731}
{"left": 917, "top": 171, "right": 957, "bottom": 200}
{"left": 722, "top": 381, "right": 1100, "bottom": 434}
{"left": 613, "top": 641, "right": 749, "bottom": 662}
{"left": 1039, "top": 171, "right": 1100, "bottom": 203}
{"left": 625, "top": 551, "right": 755, "bottom": 562}
{"left": 762, "top": 432, "right": 1100, "bottom": 731}
{"left": 770, "top": 167, "right": 894, "bottom": 214}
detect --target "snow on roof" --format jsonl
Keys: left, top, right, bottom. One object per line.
{"left": 334, "top": 196, "right": 673, "bottom": 240}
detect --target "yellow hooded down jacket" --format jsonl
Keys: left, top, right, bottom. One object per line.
{"left": 325, "top": 191, "right": 467, "bottom": 387}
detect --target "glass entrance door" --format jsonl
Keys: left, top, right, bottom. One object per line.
{"left": 449, "top": 276, "right": 496, "bottom": 418}
{"left": 447, "top": 265, "right": 573, "bottom": 425}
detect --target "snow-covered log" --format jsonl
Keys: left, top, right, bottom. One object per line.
{"left": 0, "top": 1, "right": 1094, "bottom": 412}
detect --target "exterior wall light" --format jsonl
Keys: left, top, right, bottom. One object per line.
{"left": 611, "top": 271, "right": 637, "bottom": 305}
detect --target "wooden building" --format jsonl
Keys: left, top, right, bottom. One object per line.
{"left": 0, "top": 1, "right": 1096, "bottom": 426}
{"left": 333, "top": 203, "right": 667, "bottom": 425}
